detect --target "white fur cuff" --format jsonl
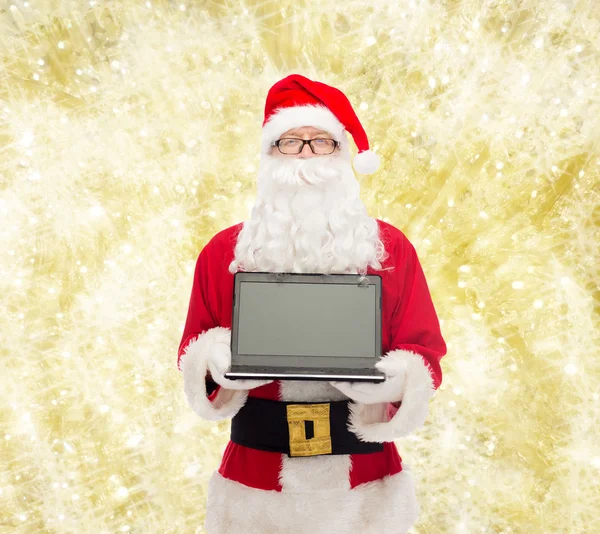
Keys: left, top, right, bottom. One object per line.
{"left": 180, "top": 327, "right": 247, "bottom": 421}
{"left": 348, "top": 349, "right": 436, "bottom": 442}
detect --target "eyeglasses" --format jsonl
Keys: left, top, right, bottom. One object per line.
{"left": 272, "top": 137, "right": 340, "bottom": 155}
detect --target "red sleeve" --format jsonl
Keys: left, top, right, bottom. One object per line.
{"left": 389, "top": 239, "right": 447, "bottom": 390}
{"left": 177, "top": 244, "right": 219, "bottom": 371}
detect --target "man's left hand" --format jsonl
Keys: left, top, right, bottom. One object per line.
{"left": 329, "top": 358, "right": 406, "bottom": 405}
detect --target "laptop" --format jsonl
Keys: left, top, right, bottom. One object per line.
{"left": 224, "top": 272, "right": 385, "bottom": 382}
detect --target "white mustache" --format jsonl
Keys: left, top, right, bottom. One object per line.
{"left": 261, "top": 155, "right": 345, "bottom": 187}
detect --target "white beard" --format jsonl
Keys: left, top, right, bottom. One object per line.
{"left": 229, "top": 153, "right": 387, "bottom": 275}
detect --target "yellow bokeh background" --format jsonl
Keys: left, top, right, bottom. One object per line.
{"left": 1, "top": 1, "right": 599, "bottom": 532}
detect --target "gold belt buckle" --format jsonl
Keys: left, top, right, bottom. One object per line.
{"left": 286, "top": 403, "right": 332, "bottom": 457}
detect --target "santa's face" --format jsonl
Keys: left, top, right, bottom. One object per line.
{"left": 262, "top": 125, "right": 350, "bottom": 191}
{"left": 229, "top": 126, "right": 386, "bottom": 275}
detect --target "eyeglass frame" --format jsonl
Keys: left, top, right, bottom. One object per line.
{"left": 271, "top": 137, "right": 340, "bottom": 155}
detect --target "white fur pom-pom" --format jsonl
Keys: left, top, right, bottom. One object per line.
{"left": 353, "top": 150, "right": 381, "bottom": 174}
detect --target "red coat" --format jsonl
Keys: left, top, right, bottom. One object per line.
{"left": 178, "top": 219, "right": 447, "bottom": 492}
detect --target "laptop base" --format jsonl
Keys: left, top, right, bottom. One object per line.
{"left": 224, "top": 366, "right": 386, "bottom": 383}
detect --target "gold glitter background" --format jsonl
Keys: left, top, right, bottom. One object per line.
{"left": 1, "top": 1, "right": 599, "bottom": 533}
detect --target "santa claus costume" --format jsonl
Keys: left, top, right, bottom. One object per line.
{"left": 178, "top": 74, "right": 447, "bottom": 534}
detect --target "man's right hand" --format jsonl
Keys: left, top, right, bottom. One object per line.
{"left": 207, "top": 336, "right": 273, "bottom": 391}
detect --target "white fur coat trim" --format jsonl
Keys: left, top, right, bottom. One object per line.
{"left": 348, "top": 349, "right": 436, "bottom": 442}
{"left": 204, "top": 468, "right": 420, "bottom": 534}
{"left": 180, "top": 327, "right": 247, "bottom": 421}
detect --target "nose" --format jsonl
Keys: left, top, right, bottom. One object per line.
{"left": 297, "top": 142, "right": 315, "bottom": 159}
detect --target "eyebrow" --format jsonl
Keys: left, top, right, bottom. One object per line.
{"left": 284, "top": 130, "right": 331, "bottom": 137}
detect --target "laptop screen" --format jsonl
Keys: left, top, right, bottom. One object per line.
{"left": 233, "top": 279, "right": 381, "bottom": 369}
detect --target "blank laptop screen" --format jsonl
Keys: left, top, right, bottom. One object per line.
{"left": 235, "top": 281, "right": 379, "bottom": 368}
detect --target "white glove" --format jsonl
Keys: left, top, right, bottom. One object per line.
{"left": 329, "top": 358, "right": 406, "bottom": 405}
{"left": 207, "top": 336, "right": 273, "bottom": 391}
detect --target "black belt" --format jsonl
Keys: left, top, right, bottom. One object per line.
{"left": 231, "top": 397, "right": 384, "bottom": 457}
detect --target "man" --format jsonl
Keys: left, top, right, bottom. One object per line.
{"left": 178, "top": 74, "right": 447, "bottom": 534}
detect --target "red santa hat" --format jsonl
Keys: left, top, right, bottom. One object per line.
{"left": 261, "top": 74, "right": 381, "bottom": 174}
